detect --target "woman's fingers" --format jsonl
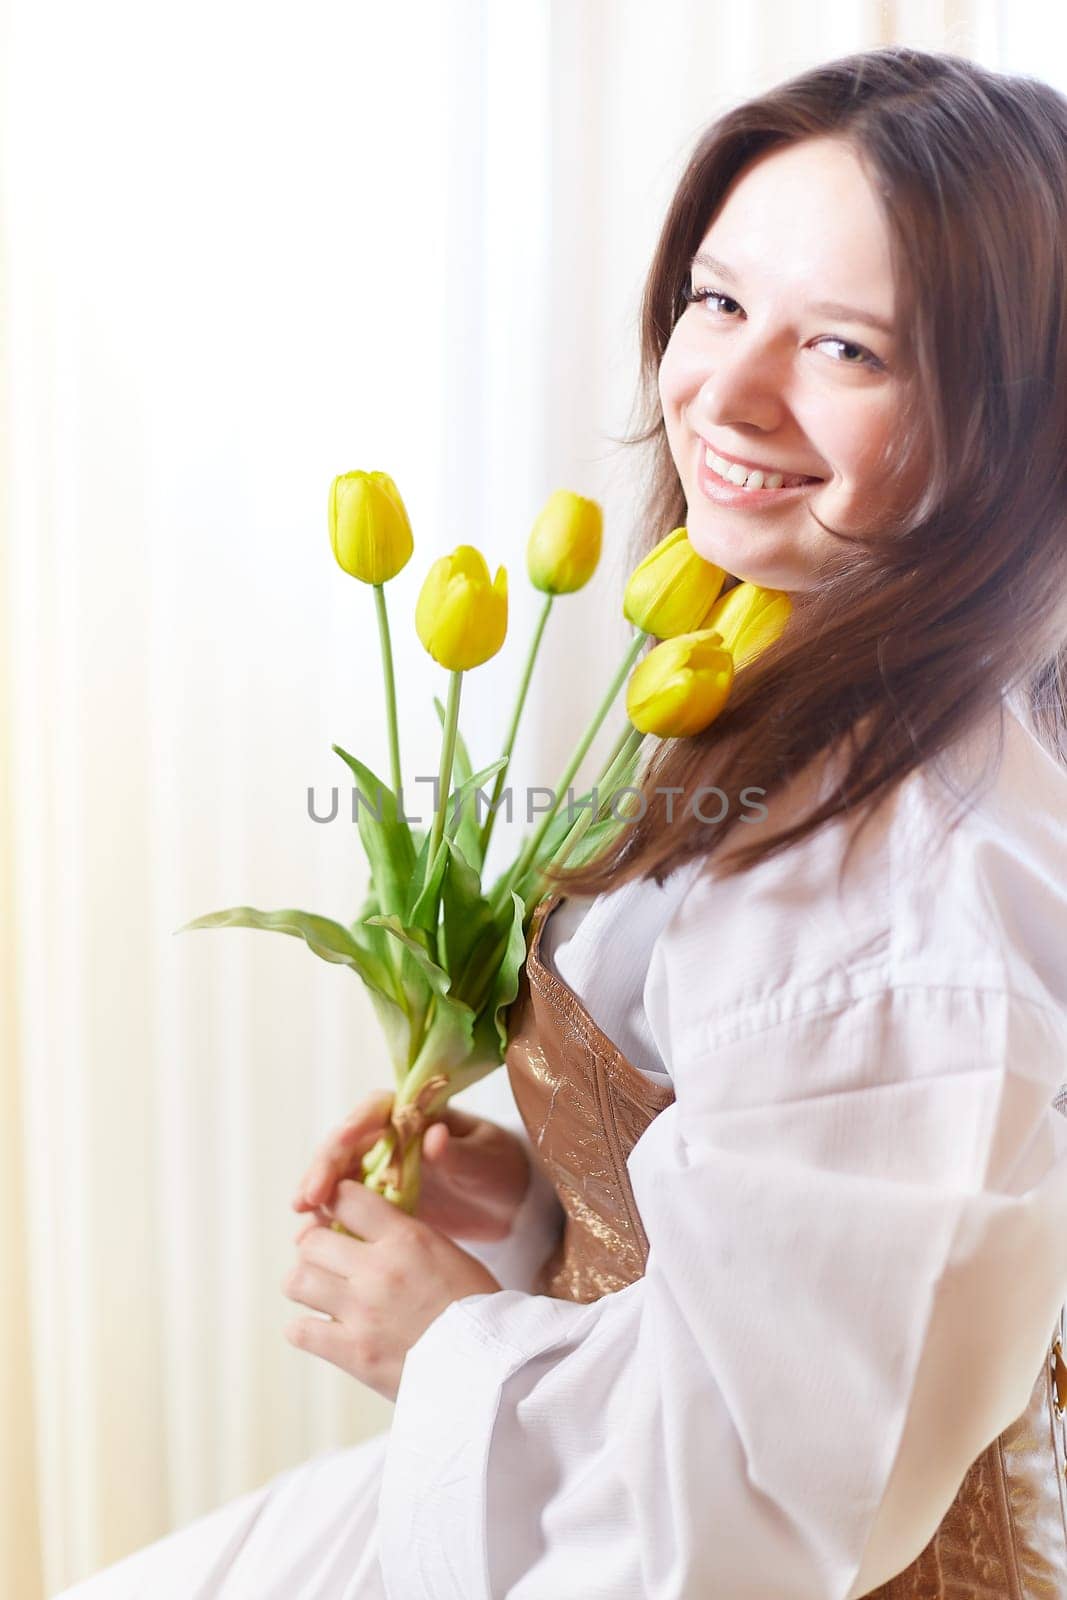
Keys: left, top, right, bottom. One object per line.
{"left": 292, "top": 1092, "right": 395, "bottom": 1211}
{"left": 422, "top": 1108, "right": 497, "bottom": 1178}
{"left": 293, "top": 1209, "right": 330, "bottom": 1244}
{"left": 421, "top": 1106, "right": 493, "bottom": 1165}
{"left": 432, "top": 1105, "right": 483, "bottom": 1137}
{"left": 293, "top": 1100, "right": 527, "bottom": 1241}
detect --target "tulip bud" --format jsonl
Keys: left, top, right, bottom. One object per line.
{"left": 329, "top": 470, "right": 414, "bottom": 585}
{"left": 622, "top": 527, "right": 727, "bottom": 639}
{"left": 526, "top": 490, "right": 603, "bottom": 595}
{"left": 416, "top": 545, "right": 508, "bottom": 671}
{"left": 625, "top": 629, "right": 734, "bottom": 737}
{"left": 703, "top": 582, "right": 792, "bottom": 670}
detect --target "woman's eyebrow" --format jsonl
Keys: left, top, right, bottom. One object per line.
{"left": 687, "top": 250, "right": 895, "bottom": 336}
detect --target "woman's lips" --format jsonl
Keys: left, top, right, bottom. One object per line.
{"left": 702, "top": 439, "right": 822, "bottom": 483}
{"left": 695, "top": 443, "right": 822, "bottom": 508}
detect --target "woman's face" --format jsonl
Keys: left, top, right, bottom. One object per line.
{"left": 658, "top": 136, "right": 920, "bottom": 593}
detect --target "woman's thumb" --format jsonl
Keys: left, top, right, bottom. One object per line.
{"left": 422, "top": 1120, "right": 452, "bottom": 1163}
{"left": 423, "top": 1107, "right": 485, "bottom": 1169}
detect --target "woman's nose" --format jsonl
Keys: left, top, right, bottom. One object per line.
{"left": 694, "top": 338, "right": 789, "bottom": 434}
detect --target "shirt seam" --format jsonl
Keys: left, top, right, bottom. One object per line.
{"left": 688, "top": 977, "right": 1066, "bottom": 1052}
{"left": 451, "top": 1298, "right": 530, "bottom": 1360}
{"left": 452, "top": 1290, "right": 615, "bottom": 1366}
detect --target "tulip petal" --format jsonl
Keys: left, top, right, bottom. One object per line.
{"left": 625, "top": 629, "right": 734, "bottom": 737}
{"left": 623, "top": 526, "right": 726, "bottom": 638}
{"left": 450, "top": 545, "right": 491, "bottom": 584}
{"left": 329, "top": 469, "right": 414, "bottom": 584}
{"left": 526, "top": 489, "right": 603, "bottom": 594}
{"left": 416, "top": 546, "right": 509, "bottom": 670}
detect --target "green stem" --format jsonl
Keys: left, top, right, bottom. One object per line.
{"left": 373, "top": 584, "right": 402, "bottom": 799}
{"left": 552, "top": 724, "right": 646, "bottom": 871}
{"left": 479, "top": 592, "right": 554, "bottom": 858}
{"left": 363, "top": 678, "right": 463, "bottom": 1191}
{"left": 427, "top": 670, "right": 463, "bottom": 874}
{"left": 361, "top": 1029, "right": 462, "bottom": 1212}
{"left": 405, "top": 990, "right": 437, "bottom": 1076}
{"left": 596, "top": 720, "right": 639, "bottom": 797}
{"left": 596, "top": 724, "right": 646, "bottom": 816}
{"left": 490, "top": 629, "right": 647, "bottom": 915}
{"left": 423, "top": 670, "right": 463, "bottom": 951}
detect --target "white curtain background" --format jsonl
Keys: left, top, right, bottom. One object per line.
{"left": 2, "top": 1, "right": 1061, "bottom": 1593}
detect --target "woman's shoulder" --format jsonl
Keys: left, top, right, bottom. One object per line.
{"left": 891, "top": 695, "right": 1067, "bottom": 1009}
{"left": 647, "top": 695, "right": 1067, "bottom": 1048}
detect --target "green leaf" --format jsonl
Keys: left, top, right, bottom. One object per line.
{"left": 516, "top": 815, "right": 624, "bottom": 908}
{"left": 355, "top": 872, "right": 441, "bottom": 1064}
{"left": 361, "top": 985, "right": 416, "bottom": 1083}
{"left": 349, "top": 880, "right": 394, "bottom": 976}
{"left": 404, "top": 991, "right": 479, "bottom": 1084}
{"left": 366, "top": 913, "right": 453, "bottom": 998}
{"left": 177, "top": 904, "right": 395, "bottom": 989}
{"left": 471, "top": 889, "right": 528, "bottom": 1061}
{"left": 407, "top": 837, "right": 449, "bottom": 934}
{"left": 520, "top": 785, "right": 595, "bottom": 874}
{"left": 439, "top": 836, "right": 498, "bottom": 1003}
{"left": 407, "top": 827, "right": 435, "bottom": 905}
{"left": 445, "top": 757, "right": 507, "bottom": 875}
{"left": 331, "top": 744, "right": 416, "bottom": 921}
{"left": 350, "top": 881, "right": 438, "bottom": 1062}
{"left": 178, "top": 903, "right": 421, "bottom": 1085}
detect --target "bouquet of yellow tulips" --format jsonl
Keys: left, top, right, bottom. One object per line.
{"left": 178, "top": 473, "right": 790, "bottom": 1218}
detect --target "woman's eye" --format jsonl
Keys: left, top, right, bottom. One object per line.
{"left": 818, "top": 337, "right": 872, "bottom": 365}
{"left": 683, "top": 285, "right": 739, "bottom": 317}
{"left": 680, "top": 281, "right": 882, "bottom": 370}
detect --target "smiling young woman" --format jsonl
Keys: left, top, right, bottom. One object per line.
{"left": 57, "top": 45, "right": 1067, "bottom": 1600}
{"left": 551, "top": 50, "right": 1067, "bottom": 897}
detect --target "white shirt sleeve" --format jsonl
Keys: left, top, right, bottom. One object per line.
{"left": 378, "top": 980, "right": 1067, "bottom": 1600}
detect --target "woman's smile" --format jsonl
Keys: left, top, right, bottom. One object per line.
{"left": 695, "top": 437, "right": 825, "bottom": 509}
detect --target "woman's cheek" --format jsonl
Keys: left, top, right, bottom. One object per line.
{"left": 657, "top": 325, "right": 699, "bottom": 408}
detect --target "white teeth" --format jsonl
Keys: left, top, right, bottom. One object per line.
{"left": 704, "top": 447, "right": 801, "bottom": 491}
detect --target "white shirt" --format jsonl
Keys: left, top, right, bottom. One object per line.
{"left": 537, "top": 859, "right": 702, "bottom": 1082}
{"left": 378, "top": 695, "right": 1067, "bottom": 1600}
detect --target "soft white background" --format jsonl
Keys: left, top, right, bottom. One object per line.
{"left": 2, "top": 1, "right": 1063, "bottom": 1593}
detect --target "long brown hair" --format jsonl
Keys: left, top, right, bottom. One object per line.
{"left": 549, "top": 45, "right": 1067, "bottom": 899}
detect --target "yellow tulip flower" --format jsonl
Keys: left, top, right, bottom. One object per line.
{"left": 622, "top": 527, "right": 727, "bottom": 639}
{"left": 416, "top": 545, "right": 508, "bottom": 671}
{"left": 626, "top": 629, "right": 734, "bottom": 737}
{"left": 526, "top": 489, "right": 603, "bottom": 595}
{"left": 703, "top": 582, "right": 792, "bottom": 670}
{"left": 329, "top": 470, "right": 414, "bottom": 585}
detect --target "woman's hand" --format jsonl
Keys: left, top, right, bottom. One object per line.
{"left": 291, "top": 1090, "right": 533, "bottom": 1242}
{"left": 283, "top": 1179, "right": 501, "bottom": 1400}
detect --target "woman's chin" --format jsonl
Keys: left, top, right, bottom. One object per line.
{"left": 685, "top": 516, "right": 802, "bottom": 591}
{"left": 683, "top": 523, "right": 764, "bottom": 582}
